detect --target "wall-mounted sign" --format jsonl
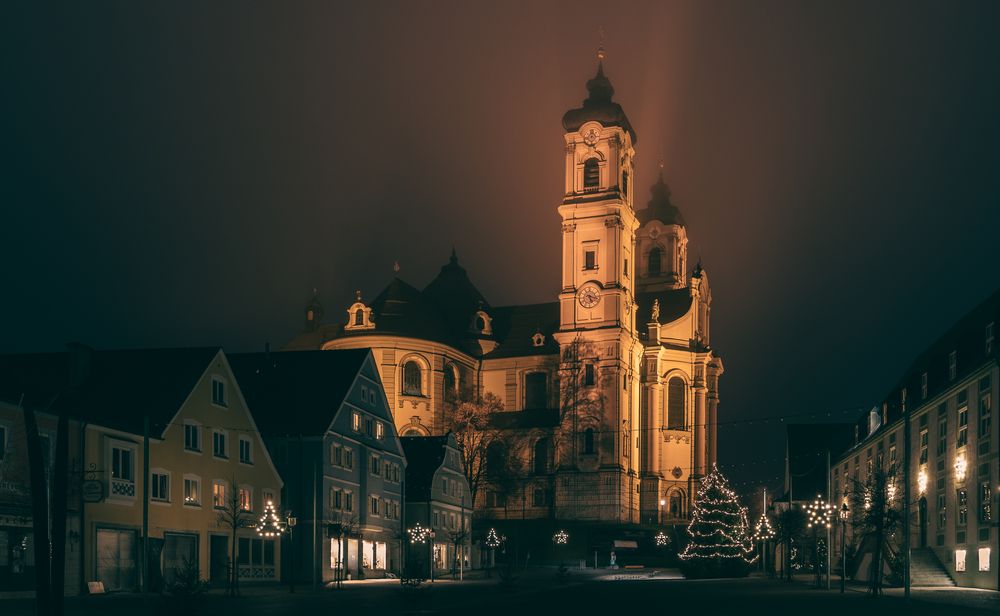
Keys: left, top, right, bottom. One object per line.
{"left": 81, "top": 480, "right": 104, "bottom": 503}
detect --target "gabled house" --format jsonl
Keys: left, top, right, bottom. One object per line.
{"left": 400, "top": 434, "right": 472, "bottom": 575}
{"left": 230, "top": 349, "right": 405, "bottom": 583}
{"left": 0, "top": 347, "right": 284, "bottom": 592}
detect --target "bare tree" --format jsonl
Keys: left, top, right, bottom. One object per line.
{"left": 446, "top": 392, "right": 504, "bottom": 510}
{"left": 847, "top": 464, "right": 902, "bottom": 596}
{"left": 216, "top": 476, "right": 255, "bottom": 597}
{"left": 327, "top": 511, "right": 359, "bottom": 587}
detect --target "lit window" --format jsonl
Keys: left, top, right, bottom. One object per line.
{"left": 375, "top": 422, "right": 384, "bottom": 440}
{"left": 213, "top": 481, "right": 226, "bottom": 508}
{"left": 955, "top": 549, "right": 967, "bottom": 572}
{"left": 978, "top": 547, "right": 991, "bottom": 572}
{"left": 212, "top": 376, "right": 228, "bottom": 407}
{"left": 352, "top": 412, "right": 361, "bottom": 432}
{"left": 184, "top": 477, "right": 200, "bottom": 506}
{"left": 239, "top": 486, "right": 252, "bottom": 512}
{"left": 958, "top": 489, "right": 968, "bottom": 525}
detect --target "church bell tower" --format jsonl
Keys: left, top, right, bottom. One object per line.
{"left": 553, "top": 49, "right": 643, "bottom": 523}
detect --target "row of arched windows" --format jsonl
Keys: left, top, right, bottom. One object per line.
{"left": 400, "top": 359, "right": 465, "bottom": 399}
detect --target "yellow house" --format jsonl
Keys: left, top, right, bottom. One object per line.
{"left": 62, "top": 347, "right": 281, "bottom": 591}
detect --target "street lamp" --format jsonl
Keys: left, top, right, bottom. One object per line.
{"left": 839, "top": 502, "right": 849, "bottom": 593}
{"left": 805, "top": 496, "right": 833, "bottom": 589}
{"left": 285, "top": 511, "right": 297, "bottom": 593}
{"left": 659, "top": 498, "right": 666, "bottom": 526}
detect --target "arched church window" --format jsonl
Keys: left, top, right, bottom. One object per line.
{"left": 583, "top": 428, "right": 595, "bottom": 454}
{"left": 402, "top": 361, "right": 422, "bottom": 396}
{"left": 648, "top": 248, "right": 662, "bottom": 276}
{"left": 486, "top": 441, "right": 506, "bottom": 478}
{"left": 524, "top": 372, "right": 547, "bottom": 409}
{"left": 354, "top": 309, "right": 364, "bottom": 326}
{"left": 583, "top": 158, "right": 600, "bottom": 189}
{"left": 667, "top": 377, "right": 686, "bottom": 430}
{"left": 533, "top": 438, "right": 550, "bottom": 475}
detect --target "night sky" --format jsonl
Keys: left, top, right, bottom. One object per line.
{"left": 4, "top": 2, "right": 1000, "bottom": 495}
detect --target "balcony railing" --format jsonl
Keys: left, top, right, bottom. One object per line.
{"left": 110, "top": 477, "right": 135, "bottom": 497}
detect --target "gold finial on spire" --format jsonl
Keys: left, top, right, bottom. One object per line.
{"left": 596, "top": 27, "right": 606, "bottom": 61}
{"left": 355, "top": 289, "right": 362, "bottom": 302}
{"left": 393, "top": 261, "right": 400, "bottom": 274}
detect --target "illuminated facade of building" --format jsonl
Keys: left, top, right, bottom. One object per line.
{"left": 287, "top": 59, "right": 722, "bottom": 528}
{"left": 832, "top": 290, "right": 998, "bottom": 590}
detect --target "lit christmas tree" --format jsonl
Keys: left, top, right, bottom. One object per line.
{"left": 679, "top": 465, "right": 757, "bottom": 578}
{"left": 256, "top": 500, "right": 284, "bottom": 538}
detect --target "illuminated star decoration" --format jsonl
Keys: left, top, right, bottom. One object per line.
{"left": 256, "top": 500, "right": 284, "bottom": 538}
{"left": 408, "top": 523, "right": 430, "bottom": 544}
{"left": 654, "top": 531, "right": 670, "bottom": 547}
{"left": 805, "top": 496, "right": 833, "bottom": 529}
{"left": 679, "top": 464, "right": 757, "bottom": 564}
{"left": 552, "top": 529, "right": 569, "bottom": 545}
{"left": 485, "top": 528, "right": 502, "bottom": 549}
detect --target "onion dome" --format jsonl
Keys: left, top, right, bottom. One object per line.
{"left": 422, "top": 249, "right": 491, "bottom": 336}
{"left": 562, "top": 61, "right": 637, "bottom": 144}
{"left": 637, "top": 171, "right": 685, "bottom": 226}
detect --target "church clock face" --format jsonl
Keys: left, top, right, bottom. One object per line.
{"left": 577, "top": 284, "right": 601, "bottom": 308}
{"left": 583, "top": 127, "right": 600, "bottom": 146}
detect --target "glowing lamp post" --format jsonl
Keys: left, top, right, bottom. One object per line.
{"left": 839, "top": 502, "right": 849, "bottom": 593}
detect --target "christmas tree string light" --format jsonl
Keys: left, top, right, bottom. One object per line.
{"left": 679, "top": 465, "right": 757, "bottom": 565}
{"left": 256, "top": 500, "right": 284, "bottom": 538}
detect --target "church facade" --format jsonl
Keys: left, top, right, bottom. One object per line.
{"left": 287, "top": 59, "right": 722, "bottom": 528}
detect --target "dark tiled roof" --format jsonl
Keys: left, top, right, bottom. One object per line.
{"left": 488, "top": 409, "right": 560, "bottom": 430}
{"left": 635, "top": 288, "right": 692, "bottom": 326}
{"left": 422, "top": 250, "right": 491, "bottom": 335}
{"left": 637, "top": 173, "right": 685, "bottom": 226}
{"left": 229, "top": 349, "right": 369, "bottom": 437}
{"left": 400, "top": 435, "right": 449, "bottom": 502}
{"left": 0, "top": 347, "right": 220, "bottom": 437}
{"left": 561, "top": 62, "right": 637, "bottom": 144}
{"left": 484, "top": 302, "right": 560, "bottom": 359}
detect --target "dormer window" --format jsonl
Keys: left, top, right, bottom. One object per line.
{"left": 345, "top": 292, "right": 375, "bottom": 331}
{"left": 470, "top": 310, "right": 493, "bottom": 335}
{"left": 532, "top": 331, "right": 545, "bottom": 347}
{"left": 583, "top": 158, "right": 600, "bottom": 189}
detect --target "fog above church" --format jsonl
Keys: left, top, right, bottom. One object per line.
{"left": 4, "top": 1, "right": 1000, "bottom": 488}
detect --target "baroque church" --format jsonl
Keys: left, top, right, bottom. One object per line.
{"left": 287, "top": 56, "right": 722, "bottom": 528}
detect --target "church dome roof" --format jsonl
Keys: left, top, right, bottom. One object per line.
{"left": 637, "top": 172, "right": 685, "bottom": 226}
{"left": 422, "top": 249, "right": 491, "bottom": 334}
{"left": 562, "top": 62, "right": 637, "bottom": 144}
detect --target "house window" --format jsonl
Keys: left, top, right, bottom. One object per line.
{"left": 979, "top": 375, "right": 992, "bottom": 439}
{"left": 979, "top": 548, "right": 991, "bottom": 572}
{"left": 583, "top": 158, "right": 599, "bottom": 188}
{"left": 239, "top": 437, "right": 252, "bottom": 464}
{"left": 151, "top": 472, "right": 169, "bottom": 502}
{"left": 184, "top": 477, "right": 200, "bottom": 506}
{"left": 365, "top": 418, "right": 374, "bottom": 437}
{"left": 533, "top": 438, "right": 549, "bottom": 475}
{"left": 263, "top": 489, "right": 275, "bottom": 506}
{"left": 352, "top": 412, "right": 361, "bottom": 432}
{"left": 402, "top": 361, "right": 422, "bottom": 396}
{"left": 344, "top": 448, "right": 354, "bottom": 470}
{"left": 370, "top": 495, "right": 380, "bottom": 516}
{"left": 888, "top": 445, "right": 897, "bottom": 469}
{"left": 583, "top": 428, "right": 595, "bottom": 454}
{"left": 375, "top": 422, "right": 384, "bottom": 440}
{"left": 212, "top": 377, "right": 228, "bottom": 407}
{"left": 584, "top": 250, "right": 597, "bottom": 270}
{"left": 184, "top": 423, "right": 201, "bottom": 452}
{"left": 667, "top": 377, "right": 686, "bottom": 430}
{"left": 583, "top": 363, "right": 595, "bottom": 387}
{"left": 371, "top": 454, "right": 381, "bottom": 476}
{"left": 949, "top": 351, "right": 957, "bottom": 380}
{"left": 937, "top": 494, "right": 946, "bottom": 528}
{"left": 957, "top": 391, "right": 968, "bottom": 447}
{"left": 111, "top": 446, "right": 134, "bottom": 482}
{"left": 332, "top": 443, "right": 343, "bottom": 467}
{"left": 937, "top": 409, "right": 947, "bottom": 456}
{"left": 331, "top": 487, "right": 343, "bottom": 510}
{"left": 213, "top": 431, "right": 228, "bottom": 458}
{"left": 213, "top": 481, "right": 226, "bottom": 508}
{"left": 648, "top": 247, "right": 662, "bottom": 276}
{"left": 533, "top": 488, "right": 546, "bottom": 507}
{"left": 919, "top": 429, "right": 929, "bottom": 465}
{"left": 239, "top": 486, "right": 252, "bottom": 512}
{"left": 525, "top": 372, "right": 548, "bottom": 409}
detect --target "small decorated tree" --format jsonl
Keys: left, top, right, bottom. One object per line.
{"left": 679, "top": 465, "right": 757, "bottom": 578}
